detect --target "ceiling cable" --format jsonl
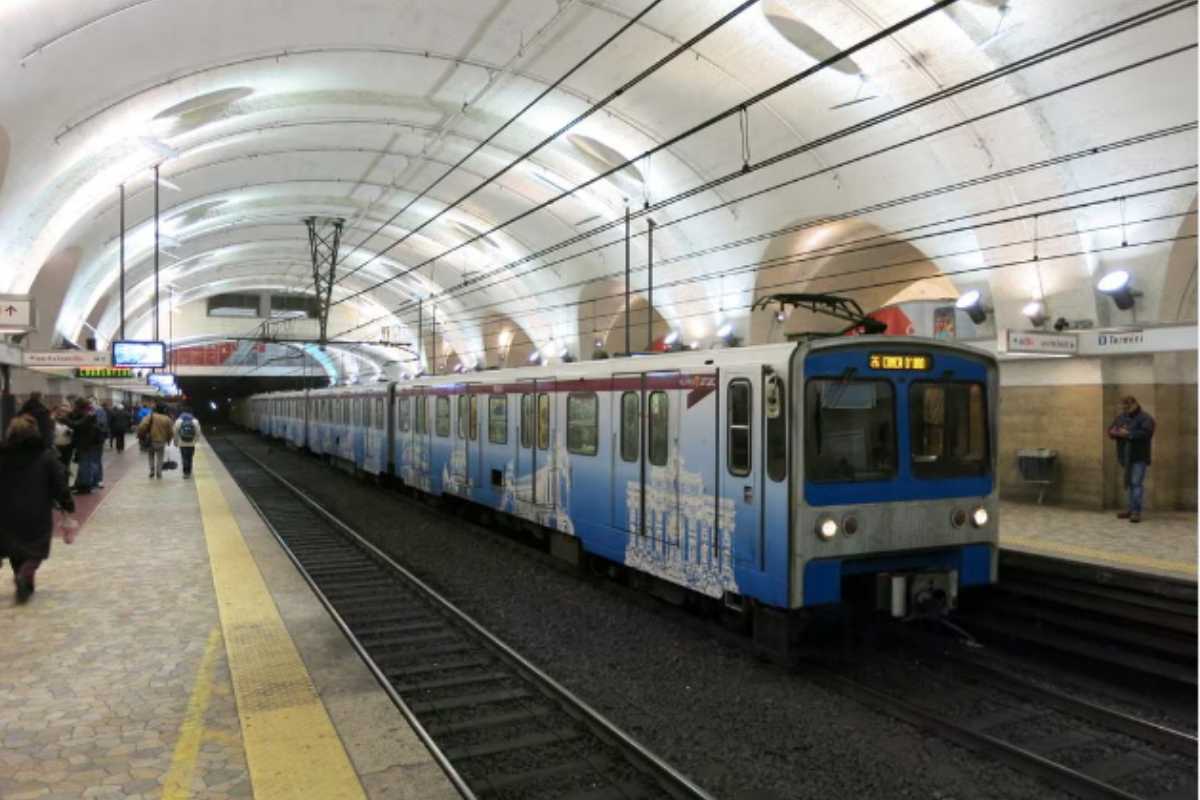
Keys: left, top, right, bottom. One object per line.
{"left": 333, "top": 0, "right": 1196, "bottom": 322}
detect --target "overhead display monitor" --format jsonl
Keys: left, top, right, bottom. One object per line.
{"left": 147, "top": 373, "right": 176, "bottom": 390}
{"left": 112, "top": 340, "right": 166, "bottom": 368}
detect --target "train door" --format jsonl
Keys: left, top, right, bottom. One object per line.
{"left": 720, "top": 368, "right": 761, "bottom": 569}
{"left": 450, "top": 386, "right": 477, "bottom": 492}
{"left": 516, "top": 378, "right": 555, "bottom": 508}
{"left": 611, "top": 373, "right": 642, "bottom": 534}
{"left": 611, "top": 372, "right": 680, "bottom": 550}
{"left": 644, "top": 373, "right": 681, "bottom": 552}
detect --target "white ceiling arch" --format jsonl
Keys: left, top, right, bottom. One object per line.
{"left": 0, "top": 0, "right": 1194, "bottom": 371}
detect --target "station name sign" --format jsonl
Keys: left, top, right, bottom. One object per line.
{"left": 1001, "top": 329, "right": 1079, "bottom": 356}
{"left": 77, "top": 367, "right": 134, "bottom": 379}
{"left": 24, "top": 350, "right": 111, "bottom": 368}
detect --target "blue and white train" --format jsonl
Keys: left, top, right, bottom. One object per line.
{"left": 240, "top": 336, "right": 998, "bottom": 650}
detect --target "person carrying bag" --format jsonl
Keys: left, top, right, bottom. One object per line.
{"left": 136, "top": 403, "right": 175, "bottom": 479}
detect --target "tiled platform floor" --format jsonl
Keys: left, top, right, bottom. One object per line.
{"left": 0, "top": 442, "right": 458, "bottom": 800}
{"left": 1000, "top": 500, "right": 1197, "bottom": 582}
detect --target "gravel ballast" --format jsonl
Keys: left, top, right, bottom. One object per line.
{"left": 225, "top": 433, "right": 1073, "bottom": 800}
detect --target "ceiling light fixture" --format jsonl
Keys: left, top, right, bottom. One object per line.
{"left": 1022, "top": 300, "right": 1048, "bottom": 327}
{"left": 1097, "top": 270, "right": 1138, "bottom": 310}
{"left": 955, "top": 290, "right": 990, "bottom": 324}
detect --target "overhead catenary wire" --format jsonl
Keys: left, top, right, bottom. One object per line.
{"left": 331, "top": 9, "right": 1198, "bottom": 343}
{"left": 332, "top": 0, "right": 1194, "bottom": 314}
{"left": 333, "top": 0, "right": 756, "bottom": 282}
{"left": 375, "top": 225, "right": 1197, "bottom": 369}
{"left": 386, "top": 186, "right": 1197, "bottom": 347}
{"left": 334, "top": 0, "right": 966, "bottom": 304}
{"left": 332, "top": 112, "right": 1197, "bottom": 341}
{"left": 378, "top": 150, "right": 1198, "bottom": 336}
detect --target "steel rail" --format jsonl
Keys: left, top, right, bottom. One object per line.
{"left": 942, "top": 654, "right": 1198, "bottom": 758}
{"left": 215, "top": 436, "right": 716, "bottom": 800}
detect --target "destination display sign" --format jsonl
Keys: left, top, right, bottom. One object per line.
{"left": 869, "top": 353, "right": 932, "bottom": 371}
{"left": 77, "top": 367, "right": 134, "bottom": 379}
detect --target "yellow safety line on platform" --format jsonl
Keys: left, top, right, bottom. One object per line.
{"left": 163, "top": 626, "right": 222, "bottom": 800}
{"left": 192, "top": 447, "right": 367, "bottom": 800}
{"left": 1005, "top": 536, "right": 1197, "bottom": 580}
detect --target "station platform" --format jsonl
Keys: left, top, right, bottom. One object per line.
{"left": 999, "top": 500, "right": 1197, "bottom": 583}
{"left": 0, "top": 442, "right": 459, "bottom": 800}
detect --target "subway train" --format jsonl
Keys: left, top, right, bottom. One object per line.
{"left": 237, "top": 336, "right": 998, "bottom": 652}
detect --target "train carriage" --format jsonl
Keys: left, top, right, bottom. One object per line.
{"left": 243, "top": 335, "right": 997, "bottom": 633}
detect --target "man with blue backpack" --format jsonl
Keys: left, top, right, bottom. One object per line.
{"left": 173, "top": 406, "right": 202, "bottom": 479}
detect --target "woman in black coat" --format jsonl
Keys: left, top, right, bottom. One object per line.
{"left": 0, "top": 414, "right": 75, "bottom": 602}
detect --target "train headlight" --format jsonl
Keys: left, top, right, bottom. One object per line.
{"left": 816, "top": 517, "right": 839, "bottom": 540}
{"left": 842, "top": 515, "right": 859, "bottom": 535}
{"left": 971, "top": 507, "right": 989, "bottom": 528}
{"left": 951, "top": 509, "right": 967, "bottom": 528}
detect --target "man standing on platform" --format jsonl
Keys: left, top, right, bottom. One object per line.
{"left": 1107, "top": 395, "right": 1156, "bottom": 523}
{"left": 173, "top": 406, "right": 201, "bottom": 479}
{"left": 137, "top": 403, "right": 174, "bottom": 479}
{"left": 108, "top": 403, "right": 130, "bottom": 452}
{"left": 91, "top": 397, "right": 108, "bottom": 488}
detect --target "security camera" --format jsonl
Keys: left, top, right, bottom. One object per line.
{"left": 1053, "top": 317, "right": 1070, "bottom": 332}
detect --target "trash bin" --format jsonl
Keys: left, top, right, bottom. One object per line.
{"left": 1016, "top": 448, "right": 1057, "bottom": 503}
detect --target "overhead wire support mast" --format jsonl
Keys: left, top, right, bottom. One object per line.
{"left": 305, "top": 217, "right": 345, "bottom": 349}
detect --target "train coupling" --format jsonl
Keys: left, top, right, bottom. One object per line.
{"left": 875, "top": 570, "right": 958, "bottom": 620}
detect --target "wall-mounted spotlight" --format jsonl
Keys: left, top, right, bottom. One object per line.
{"left": 528, "top": 350, "right": 542, "bottom": 364}
{"left": 663, "top": 330, "right": 679, "bottom": 346}
{"left": 716, "top": 322, "right": 733, "bottom": 339}
{"left": 954, "top": 290, "right": 989, "bottom": 324}
{"left": 1097, "top": 270, "right": 1138, "bottom": 310}
{"left": 1022, "top": 300, "right": 1048, "bottom": 327}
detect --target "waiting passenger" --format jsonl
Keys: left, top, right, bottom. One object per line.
{"left": 108, "top": 403, "right": 130, "bottom": 452}
{"left": 66, "top": 398, "right": 101, "bottom": 494}
{"left": 18, "top": 391, "right": 54, "bottom": 449}
{"left": 174, "top": 406, "right": 202, "bottom": 479}
{"left": 137, "top": 403, "right": 175, "bottom": 479}
{"left": 1107, "top": 395, "right": 1156, "bottom": 523}
{"left": 52, "top": 404, "right": 74, "bottom": 472}
{"left": 0, "top": 415, "right": 75, "bottom": 603}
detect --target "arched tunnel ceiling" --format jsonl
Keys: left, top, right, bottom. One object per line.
{"left": 0, "top": 0, "right": 1195, "bottom": 376}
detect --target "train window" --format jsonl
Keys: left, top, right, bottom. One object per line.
{"left": 537, "top": 393, "right": 550, "bottom": 451}
{"left": 436, "top": 396, "right": 450, "bottom": 437}
{"left": 457, "top": 395, "right": 468, "bottom": 439}
{"left": 415, "top": 395, "right": 427, "bottom": 434}
{"left": 377, "top": 398, "right": 385, "bottom": 430}
{"left": 728, "top": 380, "right": 752, "bottom": 477}
{"left": 648, "top": 391, "right": 668, "bottom": 466}
{"left": 468, "top": 395, "right": 478, "bottom": 441}
{"left": 521, "top": 394, "right": 534, "bottom": 448}
{"left": 909, "top": 382, "right": 988, "bottom": 478}
{"left": 488, "top": 395, "right": 507, "bottom": 444}
{"left": 566, "top": 393, "right": 598, "bottom": 456}
{"left": 620, "top": 392, "right": 639, "bottom": 463}
{"left": 805, "top": 379, "right": 896, "bottom": 483}
{"left": 766, "top": 376, "right": 787, "bottom": 482}
{"left": 398, "top": 397, "right": 410, "bottom": 432}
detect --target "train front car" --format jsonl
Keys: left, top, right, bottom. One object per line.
{"left": 793, "top": 336, "right": 998, "bottom": 620}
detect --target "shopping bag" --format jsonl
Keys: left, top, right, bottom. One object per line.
{"left": 163, "top": 443, "right": 180, "bottom": 470}
{"left": 56, "top": 512, "right": 80, "bottom": 544}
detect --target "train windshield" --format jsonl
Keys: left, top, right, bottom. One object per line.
{"left": 806, "top": 379, "right": 896, "bottom": 483}
{"left": 910, "top": 382, "right": 989, "bottom": 478}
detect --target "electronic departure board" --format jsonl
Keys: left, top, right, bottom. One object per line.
{"left": 868, "top": 353, "right": 933, "bottom": 371}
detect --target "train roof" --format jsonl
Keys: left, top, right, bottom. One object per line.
{"left": 247, "top": 336, "right": 994, "bottom": 401}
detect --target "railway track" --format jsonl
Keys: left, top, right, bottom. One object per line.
{"left": 957, "top": 551, "right": 1197, "bottom": 685}
{"left": 209, "top": 436, "right": 714, "bottom": 800}
{"left": 813, "top": 645, "right": 1198, "bottom": 800}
